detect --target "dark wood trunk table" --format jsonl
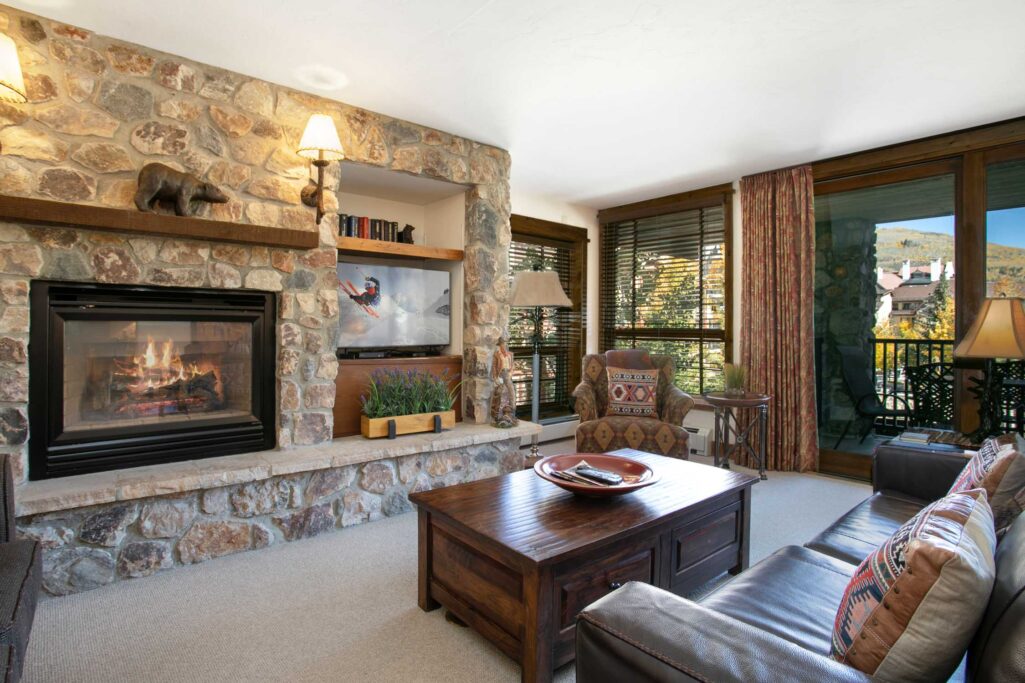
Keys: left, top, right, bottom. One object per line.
{"left": 409, "top": 448, "right": 758, "bottom": 682}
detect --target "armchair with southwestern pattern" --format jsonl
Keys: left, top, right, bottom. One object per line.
{"left": 572, "top": 350, "right": 695, "bottom": 458}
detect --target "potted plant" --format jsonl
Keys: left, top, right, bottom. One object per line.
{"left": 360, "top": 368, "right": 460, "bottom": 439}
{"left": 723, "top": 363, "right": 747, "bottom": 397}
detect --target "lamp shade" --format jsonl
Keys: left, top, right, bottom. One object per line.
{"left": 297, "top": 114, "right": 344, "bottom": 161}
{"left": 954, "top": 297, "right": 1025, "bottom": 359}
{"left": 0, "top": 33, "right": 26, "bottom": 104}
{"left": 510, "top": 270, "right": 572, "bottom": 308}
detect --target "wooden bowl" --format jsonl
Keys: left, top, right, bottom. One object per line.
{"left": 533, "top": 453, "right": 660, "bottom": 498}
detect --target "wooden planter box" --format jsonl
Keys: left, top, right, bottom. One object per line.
{"left": 361, "top": 410, "right": 456, "bottom": 439}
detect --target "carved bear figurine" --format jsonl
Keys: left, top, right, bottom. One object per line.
{"left": 134, "top": 162, "right": 229, "bottom": 217}
{"left": 398, "top": 224, "right": 416, "bottom": 244}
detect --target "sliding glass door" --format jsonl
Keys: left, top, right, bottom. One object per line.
{"left": 814, "top": 162, "right": 959, "bottom": 454}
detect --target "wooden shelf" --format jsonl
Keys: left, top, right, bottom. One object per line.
{"left": 336, "top": 236, "right": 463, "bottom": 261}
{"left": 0, "top": 195, "right": 319, "bottom": 250}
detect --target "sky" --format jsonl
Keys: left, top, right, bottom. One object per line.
{"left": 876, "top": 207, "right": 1025, "bottom": 249}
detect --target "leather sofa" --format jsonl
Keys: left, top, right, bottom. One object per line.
{"left": 576, "top": 442, "right": 1025, "bottom": 682}
{"left": 0, "top": 454, "right": 41, "bottom": 683}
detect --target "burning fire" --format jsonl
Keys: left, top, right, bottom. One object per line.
{"left": 127, "top": 337, "right": 208, "bottom": 392}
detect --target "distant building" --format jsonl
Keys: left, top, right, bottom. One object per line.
{"left": 876, "top": 258, "right": 954, "bottom": 326}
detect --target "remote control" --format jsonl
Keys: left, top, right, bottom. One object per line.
{"left": 574, "top": 466, "right": 624, "bottom": 486}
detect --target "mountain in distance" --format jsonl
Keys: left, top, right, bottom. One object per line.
{"left": 875, "top": 227, "right": 1025, "bottom": 282}
{"left": 875, "top": 227, "right": 953, "bottom": 272}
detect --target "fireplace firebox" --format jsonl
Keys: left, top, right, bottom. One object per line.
{"left": 29, "top": 281, "right": 276, "bottom": 480}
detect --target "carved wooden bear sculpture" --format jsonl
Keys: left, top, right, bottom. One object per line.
{"left": 134, "top": 162, "right": 229, "bottom": 217}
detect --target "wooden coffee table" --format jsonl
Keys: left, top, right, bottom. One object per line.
{"left": 409, "top": 449, "right": 758, "bottom": 682}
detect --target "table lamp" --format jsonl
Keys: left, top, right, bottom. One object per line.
{"left": 510, "top": 270, "right": 572, "bottom": 454}
{"left": 954, "top": 296, "right": 1025, "bottom": 440}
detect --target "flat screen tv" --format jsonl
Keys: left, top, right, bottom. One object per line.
{"left": 337, "top": 261, "right": 451, "bottom": 350}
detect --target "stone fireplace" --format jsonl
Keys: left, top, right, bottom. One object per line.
{"left": 29, "top": 281, "right": 276, "bottom": 479}
{"left": 0, "top": 4, "right": 523, "bottom": 596}
{"left": 0, "top": 6, "right": 512, "bottom": 487}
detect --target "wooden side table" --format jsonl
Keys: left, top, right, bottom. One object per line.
{"left": 703, "top": 392, "right": 771, "bottom": 480}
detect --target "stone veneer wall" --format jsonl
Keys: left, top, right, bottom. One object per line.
{"left": 20, "top": 438, "right": 523, "bottom": 595}
{"left": 814, "top": 217, "right": 878, "bottom": 437}
{"left": 0, "top": 6, "right": 512, "bottom": 483}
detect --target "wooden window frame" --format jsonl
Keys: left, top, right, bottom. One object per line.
{"left": 811, "top": 116, "right": 1025, "bottom": 434}
{"left": 509, "top": 214, "right": 588, "bottom": 420}
{"left": 597, "top": 184, "right": 734, "bottom": 393}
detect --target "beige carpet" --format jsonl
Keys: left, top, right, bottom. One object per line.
{"left": 23, "top": 442, "right": 870, "bottom": 683}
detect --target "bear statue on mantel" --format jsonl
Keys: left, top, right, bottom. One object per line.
{"left": 134, "top": 162, "right": 229, "bottom": 217}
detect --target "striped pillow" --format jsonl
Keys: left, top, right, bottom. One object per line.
{"left": 606, "top": 366, "right": 658, "bottom": 417}
{"left": 830, "top": 489, "right": 996, "bottom": 681}
{"left": 949, "top": 434, "right": 1025, "bottom": 538}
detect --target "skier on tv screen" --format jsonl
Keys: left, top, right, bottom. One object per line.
{"left": 348, "top": 276, "right": 381, "bottom": 308}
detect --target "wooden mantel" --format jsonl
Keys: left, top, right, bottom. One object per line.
{"left": 0, "top": 195, "right": 320, "bottom": 250}
{"left": 336, "top": 235, "right": 463, "bottom": 261}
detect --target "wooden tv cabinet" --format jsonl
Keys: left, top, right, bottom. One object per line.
{"left": 332, "top": 355, "right": 463, "bottom": 437}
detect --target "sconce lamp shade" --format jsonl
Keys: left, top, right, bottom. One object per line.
{"left": 0, "top": 34, "right": 26, "bottom": 104}
{"left": 510, "top": 270, "right": 572, "bottom": 308}
{"left": 954, "top": 297, "right": 1025, "bottom": 359}
{"left": 297, "top": 114, "right": 344, "bottom": 161}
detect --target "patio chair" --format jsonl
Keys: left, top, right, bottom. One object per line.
{"left": 833, "top": 345, "right": 911, "bottom": 449}
{"left": 993, "top": 360, "right": 1025, "bottom": 434}
{"left": 906, "top": 362, "right": 955, "bottom": 429}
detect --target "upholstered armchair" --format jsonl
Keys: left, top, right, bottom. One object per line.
{"left": 573, "top": 350, "right": 695, "bottom": 458}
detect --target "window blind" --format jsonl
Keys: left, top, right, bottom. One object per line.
{"left": 601, "top": 206, "right": 728, "bottom": 394}
{"left": 508, "top": 237, "right": 583, "bottom": 419}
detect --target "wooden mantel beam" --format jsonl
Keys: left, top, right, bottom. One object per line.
{"left": 0, "top": 194, "right": 320, "bottom": 250}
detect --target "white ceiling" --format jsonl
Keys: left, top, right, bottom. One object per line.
{"left": 11, "top": 0, "right": 1025, "bottom": 209}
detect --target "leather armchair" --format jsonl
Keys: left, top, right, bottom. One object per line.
{"left": 573, "top": 351, "right": 695, "bottom": 458}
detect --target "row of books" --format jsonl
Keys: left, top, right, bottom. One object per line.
{"left": 338, "top": 214, "right": 402, "bottom": 241}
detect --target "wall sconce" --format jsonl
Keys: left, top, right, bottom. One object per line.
{"left": 297, "top": 114, "right": 344, "bottom": 225}
{"left": 0, "top": 32, "right": 26, "bottom": 156}
{"left": 0, "top": 33, "right": 26, "bottom": 104}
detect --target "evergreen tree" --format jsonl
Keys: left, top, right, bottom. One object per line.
{"left": 915, "top": 272, "right": 953, "bottom": 339}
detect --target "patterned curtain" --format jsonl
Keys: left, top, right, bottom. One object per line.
{"left": 739, "top": 166, "right": 818, "bottom": 472}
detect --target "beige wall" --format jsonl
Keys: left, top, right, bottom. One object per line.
{"left": 425, "top": 193, "right": 466, "bottom": 355}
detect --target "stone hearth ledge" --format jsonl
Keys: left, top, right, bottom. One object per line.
{"left": 16, "top": 422, "right": 542, "bottom": 517}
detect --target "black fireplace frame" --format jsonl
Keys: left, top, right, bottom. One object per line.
{"left": 29, "top": 281, "right": 277, "bottom": 480}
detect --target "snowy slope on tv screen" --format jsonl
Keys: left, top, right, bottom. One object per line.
{"left": 337, "top": 262, "right": 451, "bottom": 348}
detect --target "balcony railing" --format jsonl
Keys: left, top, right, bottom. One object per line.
{"left": 872, "top": 337, "right": 955, "bottom": 431}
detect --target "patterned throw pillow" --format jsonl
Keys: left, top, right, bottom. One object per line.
{"left": 606, "top": 366, "right": 659, "bottom": 418}
{"left": 949, "top": 434, "right": 1025, "bottom": 538}
{"left": 830, "top": 489, "right": 996, "bottom": 682}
